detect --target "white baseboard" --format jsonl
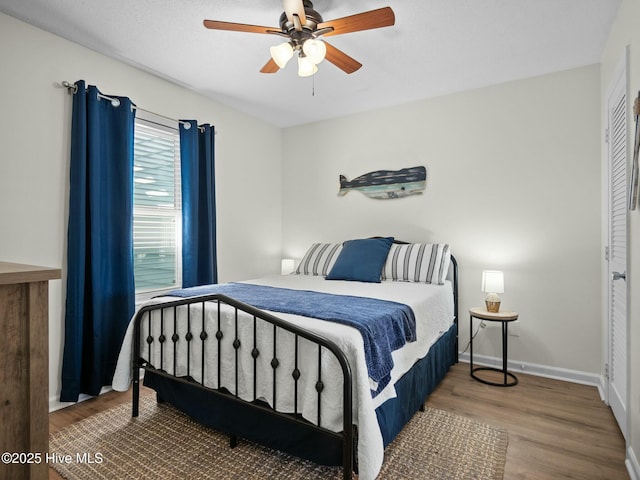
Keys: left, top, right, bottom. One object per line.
{"left": 458, "top": 352, "right": 605, "bottom": 396}
{"left": 628, "top": 446, "right": 640, "bottom": 480}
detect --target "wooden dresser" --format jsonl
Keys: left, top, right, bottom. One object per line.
{"left": 0, "top": 262, "right": 61, "bottom": 480}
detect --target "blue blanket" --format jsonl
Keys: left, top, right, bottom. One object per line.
{"left": 167, "top": 283, "right": 417, "bottom": 396}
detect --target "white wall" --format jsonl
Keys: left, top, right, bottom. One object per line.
{"left": 601, "top": 0, "right": 640, "bottom": 475}
{"left": 282, "top": 65, "right": 602, "bottom": 376}
{"left": 0, "top": 12, "right": 283, "bottom": 410}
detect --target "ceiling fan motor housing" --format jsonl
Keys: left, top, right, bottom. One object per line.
{"left": 279, "top": 0, "right": 324, "bottom": 50}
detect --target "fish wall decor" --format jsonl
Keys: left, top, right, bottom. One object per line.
{"left": 338, "top": 166, "right": 426, "bottom": 199}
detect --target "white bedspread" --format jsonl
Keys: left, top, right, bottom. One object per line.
{"left": 113, "top": 275, "right": 454, "bottom": 480}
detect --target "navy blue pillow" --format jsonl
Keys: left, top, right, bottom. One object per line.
{"left": 326, "top": 237, "right": 394, "bottom": 283}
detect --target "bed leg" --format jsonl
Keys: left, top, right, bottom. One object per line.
{"left": 132, "top": 378, "right": 139, "bottom": 418}
{"left": 419, "top": 404, "right": 425, "bottom": 412}
{"left": 229, "top": 435, "right": 238, "bottom": 449}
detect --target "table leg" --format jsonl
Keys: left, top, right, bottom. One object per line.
{"left": 469, "top": 314, "right": 474, "bottom": 375}
{"left": 502, "top": 322, "right": 508, "bottom": 385}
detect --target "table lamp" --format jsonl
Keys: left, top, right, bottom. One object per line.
{"left": 481, "top": 270, "right": 504, "bottom": 312}
{"left": 281, "top": 259, "right": 295, "bottom": 275}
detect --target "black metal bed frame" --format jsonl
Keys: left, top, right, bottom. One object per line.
{"left": 131, "top": 255, "right": 458, "bottom": 480}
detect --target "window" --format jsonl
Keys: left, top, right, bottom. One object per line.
{"left": 133, "top": 117, "right": 181, "bottom": 300}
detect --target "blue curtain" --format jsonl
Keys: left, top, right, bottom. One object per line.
{"left": 60, "top": 81, "right": 136, "bottom": 402}
{"left": 180, "top": 121, "right": 218, "bottom": 287}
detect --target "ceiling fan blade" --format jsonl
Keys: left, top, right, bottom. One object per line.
{"left": 319, "top": 7, "right": 395, "bottom": 37}
{"left": 283, "top": 0, "right": 307, "bottom": 26}
{"left": 203, "top": 19, "right": 278, "bottom": 35}
{"left": 260, "top": 58, "right": 280, "bottom": 74}
{"left": 324, "top": 42, "right": 362, "bottom": 74}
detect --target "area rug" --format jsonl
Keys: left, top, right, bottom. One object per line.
{"left": 50, "top": 393, "right": 508, "bottom": 480}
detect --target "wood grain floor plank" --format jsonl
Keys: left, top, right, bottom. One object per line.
{"left": 426, "top": 364, "right": 628, "bottom": 479}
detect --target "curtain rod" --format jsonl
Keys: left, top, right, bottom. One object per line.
{"left": 61, "top": 81, "right": 213, "bottom": 133}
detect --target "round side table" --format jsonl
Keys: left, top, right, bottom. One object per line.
{"left": 469, "top": 307, "right": 519, "bottom": 387}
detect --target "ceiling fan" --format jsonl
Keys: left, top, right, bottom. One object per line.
{"left": 203, "top": 0, "right": 395, "bottom": 77}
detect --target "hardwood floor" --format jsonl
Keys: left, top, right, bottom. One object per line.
{"left": 427, "top": 364, "right": 628, "bottom": 479}
{"left": 48, "top": 363, "right": 628, "bottom": 479}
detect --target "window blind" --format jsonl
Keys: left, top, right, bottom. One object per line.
{"left": 133, "top": 119, "right": 181, "bottom": 293}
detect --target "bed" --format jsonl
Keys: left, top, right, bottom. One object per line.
{"left": 113, "top": 238, "right": 458, "bottom": 480}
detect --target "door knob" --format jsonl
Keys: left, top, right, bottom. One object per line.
{"left": 612, "top": 271, "right": 626, "bottom": 281}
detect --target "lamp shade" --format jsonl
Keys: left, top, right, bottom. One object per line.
{"left": 270, "top": 42, "right": 294, "bottom": 68}
{"left": 297, "top": 55, "right": 318, "bottom": 77}
{"left": 281, "top": 259, "right": 295, "bottom": 275}
{"left": 481, "top": 270, "right": 504, "bottom": 293}
{"left": 302, "top": 39, "right": 326, "bottom": 64}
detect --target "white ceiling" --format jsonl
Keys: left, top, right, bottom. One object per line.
{"left": 0, "top": 0, "right": 621, "bottom": 127}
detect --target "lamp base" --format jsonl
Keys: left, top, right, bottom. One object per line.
{"left": 485, "top": 300, "right": 501, "bottom": 313}
{"left": 485, "top": 293, "right": 501, "bottom": 313}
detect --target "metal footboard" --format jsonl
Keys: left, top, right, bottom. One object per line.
{"left": 131, "top": 294, "right": 354, "bottom": 480}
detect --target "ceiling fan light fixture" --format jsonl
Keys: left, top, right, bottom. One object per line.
{"left": 302, "top": 38, "right": 326, "bottom": 64}
{"left": 270, "top": 42, "right": 294, "bottom": 68}
{"left": 297, "top": 55, "right": 318, "bottom": 77}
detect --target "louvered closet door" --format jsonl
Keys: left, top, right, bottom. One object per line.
{"left": 606, "top": 56, "right": 628, "bottom": 440}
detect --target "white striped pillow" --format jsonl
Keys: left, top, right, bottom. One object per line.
{"left": 381, "top": 243, "right": 451, "bottom": 285}
{"left": 295, "top": 243, "right": 343, "bottom": 276}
